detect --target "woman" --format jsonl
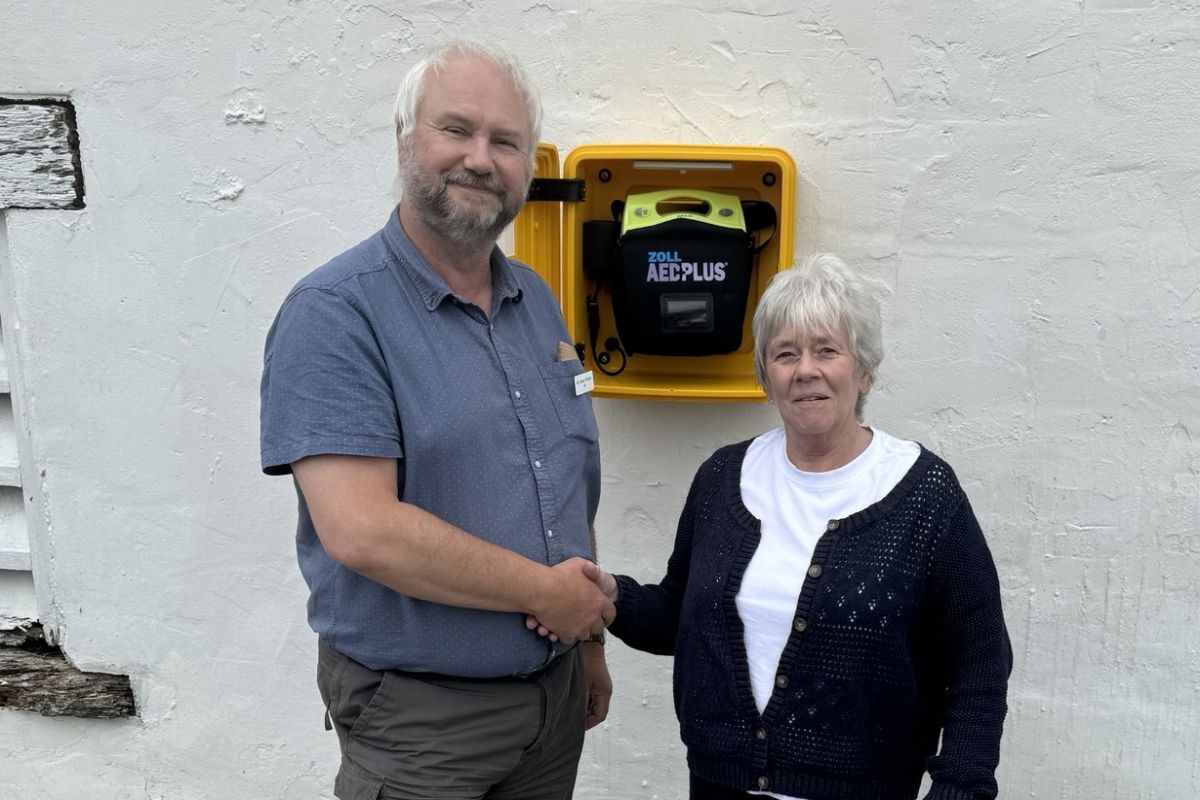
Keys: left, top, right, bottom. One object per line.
{"left": 601, "top": 254, "right": 1011, "bottom": 799}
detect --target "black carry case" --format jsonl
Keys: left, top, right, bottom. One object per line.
{"left": 609, "top": 190, "right": 773, "bottom": 356}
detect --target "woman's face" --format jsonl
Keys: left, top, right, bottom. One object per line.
{"left": 763, "top": 328, "right": 869, "bottom": 445}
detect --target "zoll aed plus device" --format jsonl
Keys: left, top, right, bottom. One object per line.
{"left": 610, "top": 189, "right": 771, "bottom": 359}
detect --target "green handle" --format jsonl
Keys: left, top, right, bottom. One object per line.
{"left": 621, "top": 189, "right": 746, "bottom": 234}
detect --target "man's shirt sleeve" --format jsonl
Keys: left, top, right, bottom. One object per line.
{"left": 260, "top": 286, "right": 403, "bottom": 476}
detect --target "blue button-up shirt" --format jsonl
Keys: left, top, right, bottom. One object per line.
{"left": 260, "top": 211, "right": 600, "bottom": 677}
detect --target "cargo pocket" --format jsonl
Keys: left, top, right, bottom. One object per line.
{"left": 538, "top": 360, "right": 599, "bottom": 442}
{"left": 333, "top": 758, "right": 385, "bottom": 800}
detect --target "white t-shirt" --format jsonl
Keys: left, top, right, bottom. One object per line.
{"left": 736, "top": 426, "right": 920, "bottom": 800}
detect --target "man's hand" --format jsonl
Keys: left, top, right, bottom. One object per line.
{"left": 527, "top": 557, "right": 614, "bottom": 644}
{"left": 526, "top": 563, "right": 619, "bottom": 641}
{"left": 580, "top": 642, "right": 612, "bottom": 730}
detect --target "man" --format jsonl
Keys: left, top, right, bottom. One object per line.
{"left": 260, "top": 41, "right": 612, "bottom": 799}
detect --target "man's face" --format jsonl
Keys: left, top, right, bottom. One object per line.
{"left": 399, "top": 54, "right": 533, "bottom": 247}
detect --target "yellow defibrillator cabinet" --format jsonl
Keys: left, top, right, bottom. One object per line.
{"left": 512, "top": 143, "right": 795, "bottom": 402}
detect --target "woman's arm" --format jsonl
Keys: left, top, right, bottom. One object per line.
{"left": 607, "top": 463, "right": 709, "bottom": 656}
{"left": 924, "top": 492, "right": 1014, "bottom": 800}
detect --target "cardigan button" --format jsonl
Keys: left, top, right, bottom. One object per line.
{"left": 793, "top": 617, "right": 808, "bottom": 632}
{"left": 807, "top": 564, "right": 822, "bottom": 578}
{"left": 775, "top": 675, "right": 789, "bottom": 689}
{"left": 826, "top": 519, "right": 840, "bottom": 531}
{"left": 757, "top": 776, "right": 770, "bottom": 790}
{"left": 755, "top": 727, "right": 767, "bottom": 741}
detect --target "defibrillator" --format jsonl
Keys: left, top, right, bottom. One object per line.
{"left": 615, "top": 189, "right": 775, "bottom": 356}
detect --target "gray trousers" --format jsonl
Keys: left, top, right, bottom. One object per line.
{"left": 317, "top": 640, "right": 585, "bottom": 800}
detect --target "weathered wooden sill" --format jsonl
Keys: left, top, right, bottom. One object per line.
{"left": 0, "top": 624, "right": 135, "bottom": 718}
{"left": 0, "top": 99, "right": 85, "bottom": 210}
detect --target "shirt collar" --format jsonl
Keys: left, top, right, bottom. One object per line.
{"left": 382, "top": 208, "right": 524, "bottom": 313}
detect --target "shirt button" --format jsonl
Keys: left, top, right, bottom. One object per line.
{"left": 775, "top": 675, "right": 789, "bottom": 689}
{"left": 793, "top": 617, "right": 808, "bottom": 632}
{"left": 755, "top": 727, "right": 767, "bottom": 741}
{"left": 826, "top": 519, "right": 840, "bottom": 531}
{"left": 514, "top": 390, "right": 522, "bottom": 399}
{"left": 757, "top": 777, "right": 770, "bottom": 791}
{"left": 807, "top": 564, "right": 822, "bottom": 578}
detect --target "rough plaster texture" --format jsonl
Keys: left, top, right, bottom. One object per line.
{"left": 1, "top": 1, "right": 1198, "bottom": 798}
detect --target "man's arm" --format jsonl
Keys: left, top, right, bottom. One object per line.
{"left": 579, "top": 524, "right": 612, "bottom": 729}
{"left": 580, "top": 641, "right": 611, "bottom": 729}
{"left": 293, "top": 453, "right": 613, "bottom": 641}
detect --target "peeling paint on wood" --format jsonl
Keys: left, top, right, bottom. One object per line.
{"left": 0, "top": 624, "right": 134, "bottom": 718}
{"left": 0, "top": 100, "right": 85, "bottom": 210}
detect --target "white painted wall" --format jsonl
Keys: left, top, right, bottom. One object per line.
{"left": 2, "top": 1, "right": 1197, "bottom": 798}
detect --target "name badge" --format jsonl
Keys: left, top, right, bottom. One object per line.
{"left": 574, "top": 370, "right": 595, "bottom": 396}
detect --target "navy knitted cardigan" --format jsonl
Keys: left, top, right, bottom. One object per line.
{"left": 610, "top": 439, "right": 1012, "bottom": 800}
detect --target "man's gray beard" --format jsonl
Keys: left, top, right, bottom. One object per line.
{"left": 401, "top": 167, "right": 527, "bottom": 250}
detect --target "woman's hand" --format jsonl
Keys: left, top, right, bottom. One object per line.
{"left": 592, "top": 565, "right": 619, "bottom": 603}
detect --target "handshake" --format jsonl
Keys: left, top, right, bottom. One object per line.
{"left": 525, "top": 557, "right": 619, "bottom": 644}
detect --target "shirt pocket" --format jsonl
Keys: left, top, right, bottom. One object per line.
{"left": 538, "top": 360, "right": 599, "bottom": 442}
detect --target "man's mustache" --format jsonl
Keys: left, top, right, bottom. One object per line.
{"left": 442, "top": 171, "right": 504, "bottom": 196}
